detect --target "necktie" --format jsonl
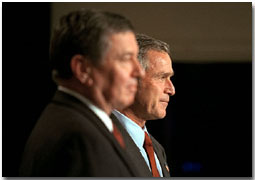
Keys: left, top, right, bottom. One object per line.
{"left": 143, "top": 132, "right": 160, "bottom": 177}
{"left": 113, "top": 123, "right": 125, "bottom": 148}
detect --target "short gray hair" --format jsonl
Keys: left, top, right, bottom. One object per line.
{"left": 136, "top": 33, "right": 170, "bottom": 70}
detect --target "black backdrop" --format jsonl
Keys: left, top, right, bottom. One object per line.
{"left": 146, "top": 62, "right": 252, "bottom": 177}
{"left": 2, "top": 3, "right": 252, "bottom": 177}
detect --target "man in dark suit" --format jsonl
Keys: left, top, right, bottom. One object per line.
{"left": 19, "top": 9, "right": 144, "bottom": 177}
{"left": 112, "top": 33, "right": 175, "bottom": 177}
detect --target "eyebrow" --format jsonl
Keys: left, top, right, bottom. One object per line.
{"left": 120, "top": 52, "right": 135, "bottom": 58}
{"left": 157, "top": 71, "right": 175, "bottom": 77}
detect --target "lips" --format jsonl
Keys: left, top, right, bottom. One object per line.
{"left": 160, "top": 99, "right": 169, "bottom": 103}
{"left": 161, "top": 101, "right": 168, "bottom": 105}
{"left": 127, "top": 82, "right": 137, "bottom": 93}
{"left": 129, "top": 85, "right": 137, "bottom": 93}
{"left": 128, "top": 79, "right": 138, "bottom": 93}
{"left": 160, "top": 101, "right": 169, "bottom": 108}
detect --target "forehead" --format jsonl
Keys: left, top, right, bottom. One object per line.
{"left": 146, "top": 50, "right": 173, "bottom": 74}
{"left": 107, "top": 31, "right": 138, "bottom": 52}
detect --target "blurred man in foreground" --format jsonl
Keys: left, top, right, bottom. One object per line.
{"left": 19, "top": 9, "right": 144, "bottom": 176}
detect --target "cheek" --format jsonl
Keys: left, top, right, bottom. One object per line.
{"left": 110, "top": 68, "right": 136, "bottom": 109}
{"left": 114, "top": 63, "right": 131, "bottom": 82}
{"left": 139, "top": 86, "right": 159, "bottom": 108}
{"left": 148, "top": 85, "right": 161, "bottom": 100}
{"left": 113, "top": 72, "right": 129, "bottom": 93}
{"left": 110, "top": 69, "right": 133, "bottom": 101}
{"left": 150, "top": 86, "right": 163, "bottom": 110}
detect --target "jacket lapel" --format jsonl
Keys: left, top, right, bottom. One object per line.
{"left": 151, "top": 135, "right": 170, "bottom": 177}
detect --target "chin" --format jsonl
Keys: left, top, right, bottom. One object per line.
{"left": 150, "top": 113, "right": 166, "bottom": 120}
{"left": 157, "top": 115, "right": 166, "bottom": 119}
{"left": 157, "top": 111, "right": 166, "bottom": 119}
{"left": 127, "top": 96, "right": 136, "bottom": 105}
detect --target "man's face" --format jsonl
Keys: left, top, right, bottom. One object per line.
{"left": 92, "top": 31, "right": 144, "bottom": 111}
{"left": 134, "top": 50, "right": 175, "bottom": 120}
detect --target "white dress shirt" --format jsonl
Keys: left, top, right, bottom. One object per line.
{"left": 58, "top": 86, "right": 113, "bottom": 132}
{"left": 112, "top": 110, "right": 163, "bottom": 177}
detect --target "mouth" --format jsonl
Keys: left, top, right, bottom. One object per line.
{"left": 128, "top": 83, "right": 137, "bottom": 94}
{"left": 130, "top": 86, "right": 137, "bottom": 93}
{"left": 160, "top": 100, "right": 169, "bottom": 106}
{"left": 161, "top": 101, "right": 168, "bottom": 104}
{"left": 160, "top": 99, "right": 169, "bottom": 103}
{"left": 128, "top": 79, "right": 138, "bottom": 93}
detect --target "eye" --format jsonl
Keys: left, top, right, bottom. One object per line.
{"left": 157, "top": 75, "right": 166, "bottom": 81}
{"left": 161, "top": 75, "right": 168, "bottom": 79}
{"left": 120, "top": 54, "right": 132, "bottom": 62}
{"left": 154, "top": 73, "right": 170, "bottom": 81}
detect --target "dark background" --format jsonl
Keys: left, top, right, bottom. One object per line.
{"left": 2, "top": 3, "right": 252, "bottom": 177}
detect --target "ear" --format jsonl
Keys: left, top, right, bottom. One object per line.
{"left": 70, "top": 54, "right": 92, "bottom": 84}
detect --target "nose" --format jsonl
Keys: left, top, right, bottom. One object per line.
{"left": 132, "top": 58, "right": 145, "bottom": 78}
{"left": 164, "top": 79, "right": 175, "bottom": 96}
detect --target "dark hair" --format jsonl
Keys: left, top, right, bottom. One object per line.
{"left": 136, "top": 33, "right": 170, "bottom": 70}
{"left": 50, "top": 9, "right": 134, "bottom": 79}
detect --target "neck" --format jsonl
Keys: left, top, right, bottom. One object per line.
{"left": 121, "top": 108, "right": 146, "bottom": 128}
{"left": 59, "top": 79, "right": 112, "bottom": 115}
{"left": 87, "top": 86, "right": 112, "bottom": 115}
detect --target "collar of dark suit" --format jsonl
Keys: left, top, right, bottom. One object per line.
{"left": 57, "top": 86, "right": 113, "bottom": 132}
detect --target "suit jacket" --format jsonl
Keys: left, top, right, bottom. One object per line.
{"left": 19, "top": 90, "right": 142, "bottom": 177}
{"left": 111, "top": 113, "right": 170, "bottom": 177}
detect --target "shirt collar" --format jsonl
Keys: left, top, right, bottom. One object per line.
{"left": 112, "top": 110, "right": 148, "bottom": 150}
{"left": 58, "top": 86, "right": 113, "bottom": 132}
